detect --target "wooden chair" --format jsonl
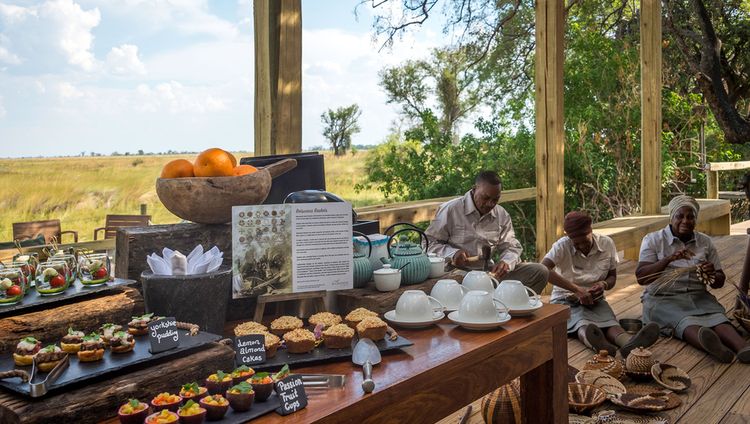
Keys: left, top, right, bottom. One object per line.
{"left": 12, "top": 219, "right": 78, "bottom": 244}
{"left": 94, "top": 214, "right": 151, "bottom": 240}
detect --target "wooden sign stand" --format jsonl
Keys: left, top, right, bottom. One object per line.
{"left": 253, "top": 290, "right": 327, "bottom": 322}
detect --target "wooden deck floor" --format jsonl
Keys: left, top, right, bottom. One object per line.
{"left": 438, "top": 229, "right": 750, "bottom": 424}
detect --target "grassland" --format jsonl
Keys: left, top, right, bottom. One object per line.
{"left": 0, "top": 151, "right": 386, "bottom": 243}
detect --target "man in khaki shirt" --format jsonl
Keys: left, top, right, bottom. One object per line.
{"left": 424, "top": 171, "right": 548, "bottom": 294}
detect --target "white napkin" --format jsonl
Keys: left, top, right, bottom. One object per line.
{"left": 145, "top": 244, "right": 224, "bottom": 276}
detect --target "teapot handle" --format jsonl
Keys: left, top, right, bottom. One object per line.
{"left": 387, "top": 228, "right": 430, "bottom": 259}
{"left": 352, "top": 231, "right": 372, "bottom": 258}
{"left": 383, "top": 222, "right": 424, "bottom": 236}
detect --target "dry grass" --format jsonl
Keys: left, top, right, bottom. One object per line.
{"left": 0, "top": 151, "right": 385, "bottom": 242}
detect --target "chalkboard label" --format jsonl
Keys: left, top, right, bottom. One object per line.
{"left": 275, "top": 375, "right": 308, "bottom": 416}
{"left": 148, "top": 317, "right": 180, "bottom": 354}
{"left": 235, "top": 335, "right": 266, "bottom": 365}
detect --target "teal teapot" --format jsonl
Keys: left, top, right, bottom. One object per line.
{"left": 352, "top": 231, "right": 373, "bottom": 288}
{"left": 380, "top": 223, "right": 430, "bottom": 285}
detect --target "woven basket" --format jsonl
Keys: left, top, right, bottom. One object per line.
{"left": 583, "top": 350, "right": 625, "bottom": 380}
{"left": 625, "top": 347, "right": 655, "bottom": 373}
{"left": 481, "top": 379, "right": 522, "bottom": 424}
{"left": 568, "top": 383, "right": 607, "bottom": 414}
{"left": 734, "top": 310, "right": 750, "bottom": 334}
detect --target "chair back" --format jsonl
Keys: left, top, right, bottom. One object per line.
{"left": 102, "top": 214, "right": 151, "bottom": 239}
{"left": 12, "top": 219, "right": 62, "bottom": 244}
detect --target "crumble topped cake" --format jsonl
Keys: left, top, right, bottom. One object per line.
{"left": 322, "top": 324, "right": 355, "bottom": 349}
{"left": 270, "top": 316, "right": 303, "bottom": 337}
{"left": 308, "top": 312, "right": 342, "bottom": 329}
{"left": 233, "top": 321, "right": 268, "bottom": 336}
{"left": 356, "top": 316, "right": 388, "bottom": 341}
{"left": 345, "top": 307, "right": 378, "bottom": 329}
{"left": 283, "top": 328, "right": 316, "bottom": 354}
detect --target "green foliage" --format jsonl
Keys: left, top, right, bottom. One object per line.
{"left": 321, "top": 104, "right": 362, "bottom": 156}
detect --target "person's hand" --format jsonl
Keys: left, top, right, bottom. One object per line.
{"left": 491, "top": 261, "right": 510, "bottom": 279}
{"left": 588, "top": 281, "right": 606, "bottom": 298}
{"left": 453, "top": 250, "right": 469, "bottom": 267}
{"left": 575, "top": 287, "right": 594, "bottom": 305}
{"left": 699, "top": 261, "right": 715, "bottom": 275}
{"left": 668, "top": 248, "right": 694, "bottom": 262}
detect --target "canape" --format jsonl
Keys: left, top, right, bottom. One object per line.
{"left": 231, "top": 365, "right": 255, "bottom": 385}
{"left": 269, "top": 316, "right": 303, "bottom": 337}
{"left": 180, "top": 382, "right": 209, "bottom": 403}
{"left": 151, "top": 392, "right": 182, "bottom": 413}
{"left": 356, "top": 316, "right": 388, "bottom": 341}
{"left": 226, "top": 381, "right": 255, "bottom": 412}
{"left": 0, "top": 268, "right": 28, "bottom": 304}
{"left": 249, "top": 373, "right": 274, "bottom": 402}
{"left": 177, "top": 400, "right": 206, "bottom": 424}
{"left": 110, "top": 331, "right": 135, "bottom": 353}
{"left": 128, "top": 313, "right": 155, "bottom": 335}
{"left": 199, "top": 395, "right": 229, "bottom": 421}
{"left": 308, "top": 312, "right": 342, "bottom": 330}
{"left": 273, "top": 364, "right": 291, "bottom": 382}
{"left": 77, "top": 333, "right": 105, "bottom": 362}
{"left": 35, "top": 262, "right": 70, "bottom": 296}
{"left": 145, "top": 409, "right": 179, "bottom": 424}
{"left": 205, "top": 371, "right": 232, "bottom": 395}
{"left": 79, "top": 255, "right": 111, "bottom": 286}
{"left": 13, "top": 337, "right": 41, "bottom": 366}
{"left": 13, "top": 254, "right": 38, "bottom": 281}
{"left": 323, "top": 324, "right": 355, "bottom": 349}
{"left": 100, "top": 323, "right": 123, "bottom": 346}
{"left": 118, "top": 399, "right": 150, "bottom": 424}
{"left": 61, "top": 327, "right": 85, "bottom": 353}
{"left": 34, "top": 345, "right": 66, "bottom": 372}
{"left": 345, "top": 307, "right": 378, "bottom": 329}
{"left": 283, "top": 329, "right": 316, "bottom": 354}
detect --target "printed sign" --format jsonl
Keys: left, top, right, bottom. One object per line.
{"left": 274, "top": 375, "right": 308, "bottom": 416}
{"left": 234, "top": 334, "right": 266, "bottom": 365}
{"left": 148, "top": 317, "right": 180, "bottom": 354}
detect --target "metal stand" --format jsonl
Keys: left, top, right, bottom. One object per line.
{"left": 253, "top": 290, "right": 327, "bottom": 322}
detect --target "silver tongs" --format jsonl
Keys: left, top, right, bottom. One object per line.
{"left": 29, "top": 354, "right": 69, "bottom": 397}
{"left": 299, "top": 374, "right": 346, "bottom": 389}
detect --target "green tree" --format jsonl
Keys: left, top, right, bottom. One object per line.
{"left": 321, "top": 104, "right": 362, "bottom": 156}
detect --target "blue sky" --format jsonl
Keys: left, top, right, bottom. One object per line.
{"left": 0, "top": 0, "right": 446, "bottom": 158}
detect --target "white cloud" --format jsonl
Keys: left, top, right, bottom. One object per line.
{"left": 41, "top": 0, "right": 101, "bottom": 71}
{"left": 0, "top": 44, "right": 21, "bottom": 65}
{"left": 58, "top": 81, "right": 85, "bottom": 100}
{"left": 106, "top": 44, "right": 146, "bottom": 75}
{"left": 135, "top": 81, "right": 228, "bottom": 114}
{"left": 0, "top": 96, "right": 6, "bottom": 118}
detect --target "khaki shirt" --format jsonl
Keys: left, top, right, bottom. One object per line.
{"left": 424, "top": 191, "right": 522, "bottom": 270}
{"left": 544, "top": 233, "right": 619, "bottom": 302}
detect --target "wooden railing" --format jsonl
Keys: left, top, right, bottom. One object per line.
{"left": 706, "top": 160, "right": 750, "bottom": 199}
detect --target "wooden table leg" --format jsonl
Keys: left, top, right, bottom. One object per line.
{"left": 520, "top": 322, "right": 568, "bottom": 423}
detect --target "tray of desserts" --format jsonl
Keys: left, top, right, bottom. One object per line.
{"left": 0, "top": 316, "right": 221, "bottom": 397}
{"left": 233, "top": 308, "right": 413, "bottom": 371}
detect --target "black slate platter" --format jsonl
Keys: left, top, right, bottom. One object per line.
{"left": 0, "top": 331, "right": 221, "bottom": 397}
{"left": 216, "top": 393, "right": 282, "bottom": 424}
{"left": 252, "top": 335, "right": 413, "bottom": 371}
{"left": 0, "top": 278, "right": 136, "bottom": 318}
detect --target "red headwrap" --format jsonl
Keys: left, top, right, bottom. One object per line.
{"left": 563, "top": 211, "right": 592, "bottom": 238}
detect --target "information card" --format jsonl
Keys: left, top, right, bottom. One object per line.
{"left": 148, "top": 317, "right": 180, "bottom": 354}
{"left": 234, "top": 334, "right": 266, "bottom": 365}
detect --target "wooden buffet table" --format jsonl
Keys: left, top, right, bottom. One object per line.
{"left": 254, "top": 303, "right": 569, "bottom": 424}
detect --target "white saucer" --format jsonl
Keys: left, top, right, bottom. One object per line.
{"left": 447, "top": 311, "right": 511, "bottom": 330}
{"left": 384, "top": 310, "right": 445, "bottom": 329}
{"left": 506, "top": 298, "right": 543, "bottom": 317}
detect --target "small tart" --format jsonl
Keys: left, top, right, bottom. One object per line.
{"left": 322, "top": 324, "right": 355, "bottom": 349}
{"left": 270, "top": 316, "right": 303, "bottom": 337}
{"left": 308, "top": 312, "right": 342, "bottom": 329}
{"left": 283, "top": 328, "right": 316, "bottom": 354}
{"left": 356, "top": 316, "right": 388, "bottom": 341}
{"left": 233, "top": 321, "right": 268, "bottom": 336}
{"left": 345, "top": 308, "right": 378, "bottom": 329}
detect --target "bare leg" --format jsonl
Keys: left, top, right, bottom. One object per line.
{"left": 714, "top": 323, "right": 748, "bottom": 352}
{"left": 682, "top": 325, "right": 703, "bottom": 350}
{"left": 605, "top": 326, "right": 626, "bottom": 345}
{"left": 685, "top": 325, "right": 734, "bottom": 363}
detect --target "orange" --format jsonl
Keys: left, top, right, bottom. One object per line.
{"left": 160, "top": 159, "right": 194, "bottom": 178}
{"left": 193, "top": 148, "right": 236, "bottom": 177}
{"left": 233, "top": 165, "right": 258, "bottom": 176}
{"left": 223, "top": 149, "right": 237, "bottom": 167}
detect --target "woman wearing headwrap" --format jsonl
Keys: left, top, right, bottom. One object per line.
{"left": 636, "top": 195, "right": 750, "bottom": 363}
{"left": 544, "top": 211, "right": 660, "bottom": 358}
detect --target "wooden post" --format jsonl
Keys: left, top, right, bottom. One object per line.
{"left": 253, "top": 0, "right": 302, "bottom": 156}
{"left": 640, "top": 0, "right": 662, "bottom": 214}
{"left": 706, "top": 169, "right": 719, "bottom": 199}
{"left": 535, "top": 0, "right": 565, "bottom": 261}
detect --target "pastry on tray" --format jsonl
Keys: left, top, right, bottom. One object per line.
{"left": 308, "top": 312, "right": 342, "bottom": 329}
{"left": 345, "top": 308, "right": 379, "bottom": 329}
{"left": 179, "top": 382, "right": 208, "bottom": 402}
{"left": 231, "top": 365, "right": 255, "bottom": 385}
{"left": 177, "top": 400, "right": 206, "bottom": 424}
{"left": 199, "top": 394, "right": 229, "bottom": 421}
{"left": 283, "top": 328, "right": 316, "bottom": 354}
{"left": 118, "top": 399, "right": 150, "bottom": 424}
{"left": 13, "top": 337, "right": 41, "bottom": 366}
{"left": 110, "top": 331, "right": 135, "bottom": 353}
{"left": 270, "top": 316, "right": 303, "bottom": 337}
{"left": 205, "top": 370, "right": 232, "bottom": 395}
{"left": 233, "top": 321, "right": 268, "bottom": 336}
{"left": 227, "top": 381, "right": 255, "bottom": 412}
{"left": 34, "top": 345, "right": 66, "bottom": 372}
{"left": 78, "top": 333, "right": 105, "bottom": 362}
{"left": 100, "top": 323, "right": 123, "bottom": 346}
{"left": 128, "top": 313, "right": 155, "bottom": 335}
{"left": 61, "top": 327, "right": 85, "bottom": 353}
{"left": 145, "top": 409, "right": 179, "bottom": 424}
{"left": 356, "top": 316, "right": 388, "bottom": 341}
{"left": 322, "top": 324, "right": 355, "bottom": 349}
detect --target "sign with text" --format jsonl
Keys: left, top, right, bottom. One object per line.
{"left": 275, "top": 375, "right": 307, "bottom": 416}
{"left": 148, "top": 317, "right": 180, "bottom": 354}
{"left": 234, "top": 334, "right": 266, "bottom": 365}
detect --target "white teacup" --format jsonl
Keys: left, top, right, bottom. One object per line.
{"left": 461, "top": 271, "right": 499, "bottom": 293}
{"left": 494, "top": 280, "right": 538, "bottom": 309}
{"left": 395, "top": 290, "right": 444, "bottom": 322}
{"left": 428, "top": 253, "right": 446, "bottom": 278}
{"left": 457, "top": 290, "right": 508, "bottom": 323}
{"left": 430, "top": 279, "right": 468, "bottom": 310}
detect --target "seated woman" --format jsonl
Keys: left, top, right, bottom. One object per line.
{"left": 636, "top": 195, "right": 750, "bottom": 363}
{"left": 544, "top": 211, "right": 659, "bottom": 358}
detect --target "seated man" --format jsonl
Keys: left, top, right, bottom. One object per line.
{"left": 543, "top": 211, "right": 659, "bottom": 358}
{"left": 425, "top": 170, "right": 548, "bottom": 294}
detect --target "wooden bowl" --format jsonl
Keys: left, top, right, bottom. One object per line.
{"left": 156, "top": 158, "right": 296, "bottom": 224}
{"left": 568, "top": 383, "right": 606, "bottom": 414}
{"left": 651, "top": 363, "right": 691, "bottom": 392}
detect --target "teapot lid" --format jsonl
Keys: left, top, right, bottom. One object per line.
{"left": 392, "top": 239, "right": 423, "bottom": 256}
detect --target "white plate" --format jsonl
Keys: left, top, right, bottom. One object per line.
{"left": 506, "top": 298, "right": 543, "bottom": 317}
{"left": 384, "top": 310, "right": 445, "bottom": 328}
{"left": 447, "top": 311, "right": 511, "bottom": 330}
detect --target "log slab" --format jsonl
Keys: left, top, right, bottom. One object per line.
{"left": 0, "top": 288, "right": 144, "bottom": 354}
{"left": 0, "top": 343, "right": 235, "bottom": 424}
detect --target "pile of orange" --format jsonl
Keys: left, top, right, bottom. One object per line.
{"left": 160, "top": 148, "right": 258, "bottom": 178}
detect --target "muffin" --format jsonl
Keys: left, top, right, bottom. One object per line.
{"left": 243, "top": 331, "right": 281, "bottom": 358}
{"left": 270, "top": 316, "right": 303, "bottom": 337}
{"left": 345, "top": 308, "right": 378, "bottom": 329}
{"left": 283, "top": 328, "right": 316, "bottom": 354}
{"left": 233, "top": 321, "right": 268, "bottom": 336}
{"left": 322, "top": 324, "right": 355, "bottom": 349}
{"left": 308, "top": 312, "right": 342, "bottom": 329}
{"left": 356, "top": 316, "right": 388, "bottom": 341}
